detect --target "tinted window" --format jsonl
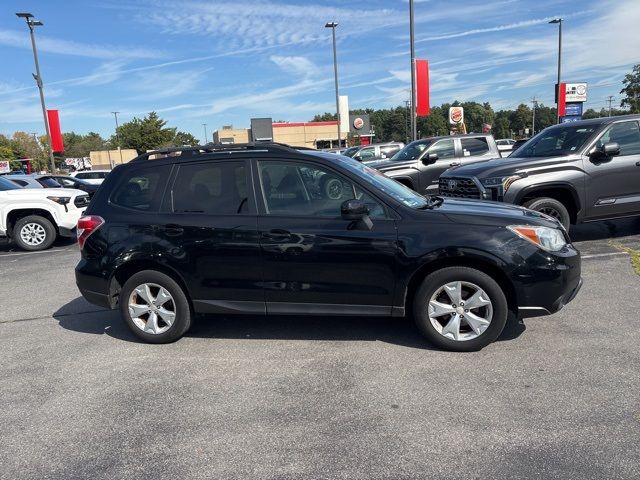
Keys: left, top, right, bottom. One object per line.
{"left": 56, "top": 177, "right": 77, "bottom": 188}
{"left": 428, "top": 139, "right": 456, "bottom": 159}
{"left": 342, "top": 147, "right": 359, "bottom": 158}
{"left": 596, "top": 121, "right": 640, "bottom": 156}
{"left": 10, "top": 179, "right": 28, "bottom": 187}
{"left": 37, "top": 177, "right": 62, "bottom": 188}
{"left": 391, "top": 140, "right": 434, "bottom": 161}
{"left": 258, "top": 160, "right": 385, "bottom": 218}
{"left": 111, "top": 165, "right": 170, "bottom": 211}
{"left": 77, "top": 171, "right": 108, "bottom": 180}
{"left": 461, "top": 137, "right": 489, "bottom": 156}
{"left": 171, "top": 162, "right": 247, "bottom": 215}
{"left": 357, "top": 147, "right": 376, "bottom": 160}
{"left": 380, "top": 146, "right": 401, "bottom": 158}
{"left": 0, "top": 176, "right": 20, "bottom": 191}
{"left": 514, "top": 125, "right": 597, "bottom": 157}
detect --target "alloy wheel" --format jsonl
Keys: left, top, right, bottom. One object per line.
{"left": 428, "top": 281, "right": 493, "bottom": 341}
{"left": 20, "top": 222, "right": 47, "bottom": 246}
{"left": 128, "top": 283, "right": 176, "bottom": 335}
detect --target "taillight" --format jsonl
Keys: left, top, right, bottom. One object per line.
{"left": 77, "top": 215, "right": 104, "bottom": 250}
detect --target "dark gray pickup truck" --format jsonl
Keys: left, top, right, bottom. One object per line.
{"left": 367, "top": 134, "right": 501, "bottom": 195}
{"left": 439, "top": 115, "right": 640, "bottom": 231}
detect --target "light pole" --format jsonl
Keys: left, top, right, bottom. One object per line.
{"left": 202, "top": 123, "right": 209, "bottom": 144}
{"left": 549, "top": 18, "right": 563, "bottom": 124}
{"left": 111, "top": 111, "right": 122, "bottom": 165}
{"left": 16, "top": 12, "right": 55, "bottom": 173}
{"left": 409, "top": 0, "right": 417, "bottom": 142}
{"left": 325, "top": 22, "right": 341, "bottom": 149}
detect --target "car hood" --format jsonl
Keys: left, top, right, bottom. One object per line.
{"left": 4, "top": 187, "right": 85, "bottom": 197}
{"left": 442, "top": 154, "right": 578, "bottom": 179}
{"left": 426, "top": 197, "right": 560, "bottom": 229}
{"left": 366, "top": 158, "right": 416, "bottom": 171}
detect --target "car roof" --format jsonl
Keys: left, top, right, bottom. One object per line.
{"left": 545, "top": 114, "right": 640, "bottom": 130}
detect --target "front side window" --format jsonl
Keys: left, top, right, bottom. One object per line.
{"left": 391, "top": 140, "right": 434, "bottom": 161}
{"left": 428, "top": 139, "right": 456, "bottom": 159}
{"left": 258, "top": 161, "right": 385, "bottom": 218}
{"left": 171, "top": 162, "right": 247, "bottom": 215}
{"left": 514, "top": 125, "right": 598, "bottom": 157}
{"left": 356, "top": 147, "right": 376, "bottom": 160}
{"left": 461, "top": 137, "right": 489, "bottom": 156}
{"left": 596, "top": 121, "right": 640, "bottom": 156}
{"left": 111, "top": 165, "right": 170, "bottom": 211}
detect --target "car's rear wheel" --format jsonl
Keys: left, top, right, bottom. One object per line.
{"left": 413, "top": 267, "right": 508, "bottom": 351}
{"left": 524, "top": 197, "right": 571, "bottom": 231}
{"left": 13, "top": 215, "right": 56, "bottom": 251}
{"left": 120, "top": 270, "right": 192, "bottom": 343}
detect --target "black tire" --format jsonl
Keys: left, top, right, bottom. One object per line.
{"left": 321, "top": 175, "right": 344, "bottom": 200}
{"left": 120, "top": 270, "right": 192, "bottom": 343}
{"left": 413, "top": 267, "right": 508, "bottom": 352}
{"left": 13, "top": 215, "right": 56, "bottom": 251}
{"left": 524, "top": 197, "right": 571, "bottom": 231}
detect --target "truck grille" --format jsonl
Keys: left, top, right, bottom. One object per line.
{"left": 74, "top": 195, "right": 90, "bottom": 208}
{"left": 439, "top": 177, "right": 481, "bottom": 199}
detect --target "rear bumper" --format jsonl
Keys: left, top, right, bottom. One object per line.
{"left": 76, "top": 260, "right": 113, "bottom": 309}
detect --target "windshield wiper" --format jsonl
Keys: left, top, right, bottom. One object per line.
{"left": 416, "top": 194, "right": 444, "bottom": 209}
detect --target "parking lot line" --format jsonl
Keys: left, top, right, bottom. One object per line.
{"left": 581, "top": 251, "right": 629, "bottom": 260}
{"left": 0, "top": 247, "right": 75, "bottom": 258}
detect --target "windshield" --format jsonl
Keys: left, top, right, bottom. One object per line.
{"left": 390, "top": 140, "right": 434, "bottom": 161}
{"left": 512, "top": 125, "right": 598, "bottom": 157}
{"left": 342, "top": 147, "right": 359, "bottom": 158}
{"left": 0, "top": 176, "right": 21, "bottom": 191}
{"left": 333, "top": 155, "right": 430, "bottom": 209}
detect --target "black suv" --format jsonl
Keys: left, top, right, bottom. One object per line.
{"left": 440, "top": 115, "right": 640, "bottom": 230}
{"left": 76, "top": 143, "right": 581, "bottom": 351}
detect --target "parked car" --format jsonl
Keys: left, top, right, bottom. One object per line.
{"left": 6, "top": 174, "right": 62, "bottom": 189}
{"left": 496, "top": 138, "right": 516, "bottom": 155}
{"left": 71, "top": 169, "right": 110, "bottom": 185}
{"left": 47, "top": 175, "right": 99, "bottom": 197}
{"left": 343, "top": 142, "right": 405, "bottom": 162}
{"left": 508, "top": 138, "right": 529, "bottom": 155}
{"left": 439, "top": 115, "right": 640, "bottom": 231}
{"left": 368, "top": 134, "right": 501, "bottom": 195}
{"left": 0, "top": 176, "right": 90, "bottom": 251}
{"left": 75, "top": 142, "right": 581, "bottom": 351}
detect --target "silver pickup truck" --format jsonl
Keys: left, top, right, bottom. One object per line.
{"left": 365, "top": 134, "right": 501, "bottom": 195}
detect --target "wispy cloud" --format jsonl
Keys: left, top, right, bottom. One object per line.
{"left": 0, "top": 28, "right": 164, "bottom": 59}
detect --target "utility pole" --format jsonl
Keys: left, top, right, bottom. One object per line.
{"left": 202, "top": 123, "right": 209, "bottom": 144}
{"left": 111, "top": 111, "right": 122, "bottom": 166}
{"left": 531, "top": 97, "right": 538, "bottom": 136}
{"left": 409, "top": 0, "right": 417, "bottom": 142}
{"left": 325, "top": 22, "right": 341, "bottom": 149}
{"left": 17, "top": 13, "right": 55, "bottom": 173}
{"left": 404, "top": 100, "right": 410, "bottom": 143}
{"left": 549, "top": 18, "right": 563, "bottom": 124}
{"left": 606, "top": 96, "right": 615, "bottom": 117}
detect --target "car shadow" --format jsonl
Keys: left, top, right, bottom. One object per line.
{"left": 53, "top": 297, "right": 526, "bottom": 350}
{"left": 570, "top": 216, "right": 640, "bottom": 243}
{"left": 0, "top": 236, "right": 77, "bottom": 254}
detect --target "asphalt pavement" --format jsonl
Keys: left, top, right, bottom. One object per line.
{"left": 1, "top": 219, "right": 639, "bottom": 479}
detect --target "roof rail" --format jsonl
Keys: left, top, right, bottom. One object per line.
{"left": 130, "top": 142, "right": 309, "bottom": 162}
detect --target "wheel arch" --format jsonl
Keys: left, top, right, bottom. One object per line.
{"left": 402, "top": 253, "right": 518, "bottom": 317}
{"left": 514, "top": 183, "right": 582, "bottom": 224}
{"left": 109, "top": 258, "right": 193, "bottom": 311}
{"left": 7, "top": 208, "right": 58, "bottom": 236}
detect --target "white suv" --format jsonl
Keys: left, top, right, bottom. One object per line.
{"left": 70, "top": 169, "right": 110, "bottom": 185}
{"left": 0, "top": 176, "right": 90, "bottom": 251}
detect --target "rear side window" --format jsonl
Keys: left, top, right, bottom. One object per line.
{"left": 170, "top": 161, "right": 248, "bottom": 215}
{"left": 37, "top": 177, "right": 62, "bottom": 188}
{"left": 11, "top": 179, "right": 29, "bottom": 187}
{"left": 597, "top": 121, "right": 640, "bottom": 156}
{"left": 77, "top": 172, "right": 108, "bottom": 180}
{"left": 111, "top": 165, "right": 170, "bottom": 211}
{"left": 461, "top": 137, "right": 490, "bottom": 156}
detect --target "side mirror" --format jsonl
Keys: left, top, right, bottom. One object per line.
{"left": 422, "top": 153, "right": 439, "bottom": 164}
{"left": 590, "top": 142, "right": 620, "bottom": 161}
{"left": 341, "top": 199, "right": 369, "bottom": 221}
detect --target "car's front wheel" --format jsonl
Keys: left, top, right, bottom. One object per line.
{"left": 120, "top": 270, "right": 192, "bottom": 343}
{"left": 13, "top": 215, "right": 56, "bottom": 251}
{"left": 413, "top": 267, "right": 508, "bottom": 351}
{"left": 524, "top": 197, "right": 571, "bottom": 231}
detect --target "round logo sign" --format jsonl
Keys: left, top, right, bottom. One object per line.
{"left": 576, "top": 84, "right": 587, "bottom": 96}
{"left": 353, "top": 117, "right": 364, "bottom": 130}
{"left": 450, "top": 107, "right": 463, "bottom": 124}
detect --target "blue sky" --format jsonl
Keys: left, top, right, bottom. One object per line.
{"left": 1, "top": 0, "right": 638, "bottom": 142}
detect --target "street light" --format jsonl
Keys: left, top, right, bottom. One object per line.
{"left": 549, "top": 18, "right": 563, "bottom": 124}
{"left": 16, "top": 12, "right": 56, "bottom": 172}
{"left": 112, "top": 111, "right": 123, "bottom": 165}
{"left": 325, "top": 22, "right": 341, "bottom": 149}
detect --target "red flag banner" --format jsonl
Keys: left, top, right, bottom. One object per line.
{"left": 47, "top": 109, "right": 64, "bottom": 153}
{"left": 557, "top": 83, "right": 567, "bottom": 118}
{"left": 416, "top": 59, "right": 430, "bottom": 116}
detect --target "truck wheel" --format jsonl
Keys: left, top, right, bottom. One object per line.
{"left": 413, "top": 267, "right": 508, "bottom": 352}
{"left": 120, "top": 270, "right": 192, "bottom": 344}
{"left": 13, "top": 215, "right": 56, "bottom": 251}
{"left": 523, "top": 198, "right": 571, "bottom": 231}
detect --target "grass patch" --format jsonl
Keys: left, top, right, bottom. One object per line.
{"left": 608, "top": 240, "right": 640, "bottom": 275}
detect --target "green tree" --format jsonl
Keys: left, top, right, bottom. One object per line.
{"left": 620, "top": 64, "right": 640, "bottom": 113}
{"left": 312, "top": 112, "right": 337, "bottom": 121}
{"left": 173, "top": 131, "right": 199, "bottom": 146}
{"left": 114, "top": 112, "right": 178, "bottom": 154}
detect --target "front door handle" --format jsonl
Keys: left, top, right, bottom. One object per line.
{"left": 162, "top": 224, "right": 184, "bottom": 236}
{"left": 449, "top": 162, "right": 461, "bottom": 167}
{"left": 264, "top": 229, "right": 291, "bottom": 240}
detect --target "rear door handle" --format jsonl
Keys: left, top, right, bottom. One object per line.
{"left": 264, "top": 229, "right": 291, "bottom": 240}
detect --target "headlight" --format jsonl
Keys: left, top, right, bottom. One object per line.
{"left": 47, "top": 196, "right": 71, "bottom": 205}
{"left": 507, "top": 225, "right": 567, "bottom": 252}
{"left": 481, "top": 175, "right": 521, "bottom": 192}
